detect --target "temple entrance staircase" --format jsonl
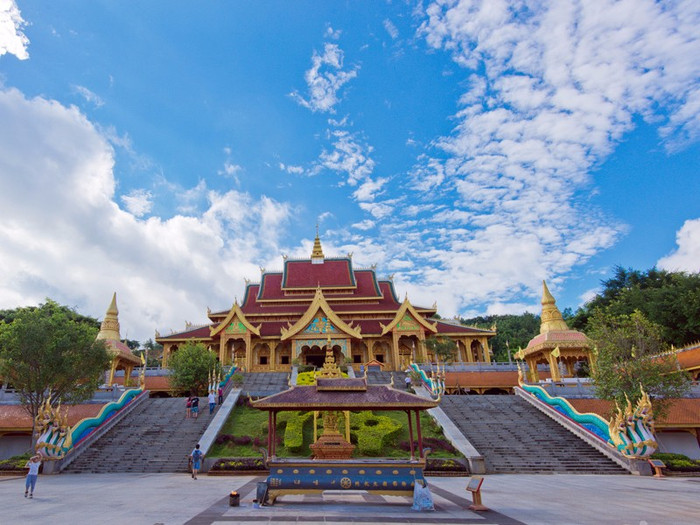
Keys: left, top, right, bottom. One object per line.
{"left": 440, "top": 395, "right": 627, "bottom": 474}
{"left": 64, "top": 397, "right": 215, "bottom": 474}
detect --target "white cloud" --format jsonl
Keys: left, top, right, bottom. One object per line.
{"left": 658, "top": 218, "right": 700, "bottom": 272}
{"left": 73, "top": 85, "right": 104, "bottom": 108}
{"left": 352, "top": 219, "right": 375, "bottom": 231}
{"left": 0, "top": 87, "right": 292, "bottom": 340}
{"left": 353, "top": 177, "right": 387, "bottom": 202}
{"left": 0, "top": 0, "right": 29, "bottom": 60}
{"left": 383, "top": 19, "right": 399, "bottom": 40}
{"left": 290, "top": 43, "right": 359, "bottom": 113}
{"left": 278, "top": 162, "right": 304, "bottom": 175}
{"left": 382, "top": 0, "right": 700, "bottom": 318}
{"left": 317, "top": 130, "right": 375, "bottom": 186}
{"left": 121, "top": 189, "right": 153, "bottom": 217}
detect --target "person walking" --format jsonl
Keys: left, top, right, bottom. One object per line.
{"left": 190, "top": 394, "right": 199, "bottom": 419}
{"left": 24, "top": 454, "right": 42, "bottom": 498}
{"left": 190, "top": 444, "right": 204, "bottom": 479}
{"left": 208, "top": 390, "right": 216, "bottom": 415}
{"left": 185, "top": 395, "right": 192, "bottom": 419}
{"left": 217, "top": 386, "right": 223, "bottom": 405}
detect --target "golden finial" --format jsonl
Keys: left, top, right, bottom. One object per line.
{"left": 539, "top": 280, "right": 569, "bottom": 333}
{"left": 311, "top": 227, "right": 325, "bottom": 260}
{"left": 96, "top": 292, "right": 121, "bottom": 341}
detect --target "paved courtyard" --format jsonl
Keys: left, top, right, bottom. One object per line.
{"left": 2, "top": 472, "right": 699, "bottom": 524}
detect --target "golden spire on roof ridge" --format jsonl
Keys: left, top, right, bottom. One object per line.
{"left": 540, "top": 280, "right": 569, "bottom": 334}
{"left": 311, "top": 227, "right": 325, "bottom": 260}
{"left": 97, "top": 292, "right": 121, "bottom": 341}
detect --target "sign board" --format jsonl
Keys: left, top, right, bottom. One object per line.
{"left": 466, "top": 476, "right": 484, "bottom": 493}
{"left": 648, "top": 460, "right": 666, "bottom": 468}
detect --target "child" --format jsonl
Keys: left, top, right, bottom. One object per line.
{"left": 24, "top": 454, "right": 42, "bottom": 498}
{"left": 190, "top": 444, "right": 204, "bottom": 480}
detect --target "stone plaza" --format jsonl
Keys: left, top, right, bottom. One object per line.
{"left": 3, "top": 472, "right": 699, "bottom": 524}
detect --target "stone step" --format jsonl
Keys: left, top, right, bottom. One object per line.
{"left": 440, "top": 395, "right": 627, "bottom": 475}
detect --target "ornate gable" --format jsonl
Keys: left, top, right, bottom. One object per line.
{"left": 280, "top": 287, "right": 361, "bottom": 340}
{"left": 380, "top": 298, "right": 438, "bottom": 336}
{"left": 210, "top": 302, "right": 261, "bottom": 337}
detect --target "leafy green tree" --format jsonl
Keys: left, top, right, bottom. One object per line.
{"left": 461, "top": 313, "right": 540, "bottom": 361}
{"left": 425, "top": 336, "right": 457, "bottom": 363}
{"left": 588, "top": 309, "right": 691, "bottom": 418}
{"left": 571, "top": 266, "right": 700, "bottom": 347}
{"left": 0, "top": 300, "right": 110, "bottom": 434}
{"left": 168, "top": 341, "right": 219, "bottom": 395}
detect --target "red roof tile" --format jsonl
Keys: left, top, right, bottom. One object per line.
{"left": 0, "top": 404, "right": 105, "bottom": 432}
{"left": 677, "top": 345, "right": 700, "bottom": 370}
{"left": 252, "top": 384, "right": 438, "bottom": 410}
{"left": 526, "top": 330, "right": 589, "bottom": 349}
{"left": 283, "top": 258, "right": 355, "bottom": 289}
{"left": 157, "top": 325, "right": 212, "bottom": 341}
{"left": 568, "top": 398, "right": 700, "bottom": 427}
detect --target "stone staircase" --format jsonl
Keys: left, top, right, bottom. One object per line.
{"left": 364, "top": 370, "right": 404, "bottom": 385}
{"left": 240, "top": 372, "right": 289, "bottom": 397}
{"left": 64, "top": 396, "right": 217, "bottom": 474}
{"left": 440, "top": 395, "right": 627, "bottom": 474}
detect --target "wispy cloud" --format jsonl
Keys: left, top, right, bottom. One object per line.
{"left": 366, "top": 0, "right": 700, "bottom": 315}
{"left": 290, "top": 42, "right": 359, "bottom": 113}
{"left": 278, "top": 162, "right": 304, "bottom": 175}
{"left": 383, "top": 19, "right": 399, "bottom": 40}
{"left": 317, "top": 130, "right": 375, "bottom": 186}
{"left": 73, "top": 85, "right": 104, "bottom": 108}
{"left": 0, "top": 0, "right": 29, "bottom": 60}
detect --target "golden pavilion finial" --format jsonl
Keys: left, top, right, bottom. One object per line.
{"left": 317, "top": 335, "right": 341, "bottom": 378}
{"left": 311, "top": 228, "right": 325, "bottom": 260}
{"left": 540, "top": 280, "right": 569, "bottom": 334}
{"left": 97, "top": 292, "right": 121, "bottom": 341}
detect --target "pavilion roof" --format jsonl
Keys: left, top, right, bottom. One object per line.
{"left": 156, "top": 325, "right": 212, "bottom": 341}
{"left": 251, "top": 383, "right": 439, "bottom": 411}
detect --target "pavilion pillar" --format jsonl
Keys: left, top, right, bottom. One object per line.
{"left": 124, "top": 364, "right": 133, "bottom": 387}
{"left": 565, "top": 359, "right": 575, "bottom": 377}
{"left": 415, "top": 409, "right": 424, "bottom": 458}
{"left": 465, "top": 339, "right": 474, "bottom": 363}
{"left": 108, "top": 360, "right": 118, "bottom": 387}
{"left": 588, "top": 350, "right": 597, "bottom": 373}
{"left": 526, "top": 357, "right": 539, "bottom": 382}
{"left": 406, "top": 410, "right": 415, "bottom": 459}
{"left": 272, "top": 412, "right": 277, "bottom": 458}
{"left": 547, "top": 352, "right": 561, "bottom": 381}
{"left": 482, "top": 338, "right": 491, "bottom": 363}
{"left": 270, "top": 343, "right": 277, "bottom": 371}
{"left": 267, "top": 412, "right": 273, "bottom": 457}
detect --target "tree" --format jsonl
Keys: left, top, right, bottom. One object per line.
{"left": 168, "top": 341, "right": 219, "bottom": 395}
{"left": 461, "top": 313, "right": 540, "bottom": 361}
{"left": 0, "top": 300, "right": 111, "bottom": 436}
{"left": 424, "top": 336, "right": 457, "bottom": 363}
{"left": 588, "top": 309, "right": 691, "bottom": 418}
{"left": 571, "top": 266, "right": 700, "bottom": 347}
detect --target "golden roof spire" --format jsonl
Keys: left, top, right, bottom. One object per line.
{"left": 97, "top": 292, "right": 121, "bottom": 341}
{"left": 311, "top": 226, "right": 325, "bottom": 260}
{"left": 540, "top": 281, "right": 569, "bottom": 333}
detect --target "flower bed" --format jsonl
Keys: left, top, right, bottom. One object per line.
{"left": 208, "top": 457, "right": 269, "bottom": 476}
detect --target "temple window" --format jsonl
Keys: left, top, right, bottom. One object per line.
{"left": 376, "top": 354, "right": 384, "bottom": 363}
{"left": 353, "top": 355, "right": 362, "bottom": 363}
{"left": 281, "top": 356, "right": 289, "bottom": 365}
{"left": 260, "top": 356, "right": 268, "bottom": 365}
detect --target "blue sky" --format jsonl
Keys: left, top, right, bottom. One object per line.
{"left": 0, "top": 1, "right": 698, "bottom": 341}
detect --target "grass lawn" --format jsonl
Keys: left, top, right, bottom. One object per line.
{"left": 208, "top": 402, "right": 462, "bottom": 459}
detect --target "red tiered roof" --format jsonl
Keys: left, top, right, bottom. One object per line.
{"left": 282, "top": 258, "right": 355, "bottom": 289}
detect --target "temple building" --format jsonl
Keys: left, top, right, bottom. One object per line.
{"left": 156, "top": 235, "right": 495, "bottom": 372}
{"left": 518, "top": 281, "right": 595, "bottom": 382}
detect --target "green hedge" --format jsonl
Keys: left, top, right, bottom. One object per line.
{"left": 651, "top": 452, "right": 700, "bottom": 469}
{"left": 278, "top": 411, "right": 313, "bottom": 452}
{"left": 350, "top": 411, "right": 402, "bottom": 456}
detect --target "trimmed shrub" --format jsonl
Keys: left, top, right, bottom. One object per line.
{"left": 350, "top": 411, "right": 402, "bottom": 456}
{"left": 277, "top": 411, "right": 313, "bottom": 452}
